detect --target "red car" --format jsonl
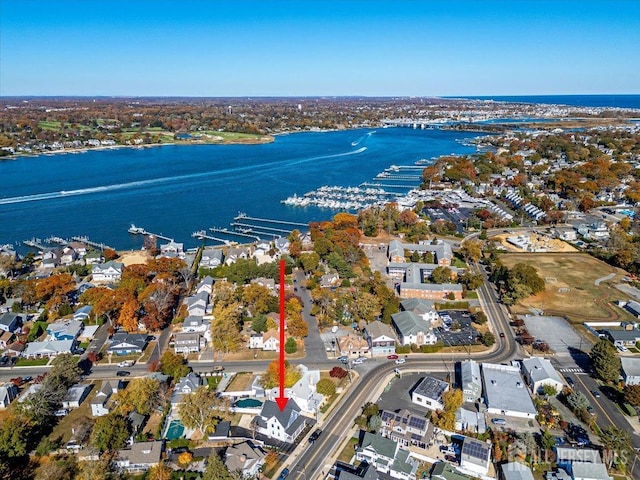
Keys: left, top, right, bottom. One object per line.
{"left": 387, "top": 354, "right": 399, "bottom": 360}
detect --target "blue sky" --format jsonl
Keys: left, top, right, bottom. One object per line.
{"left": 1, "top": 0, "right": 639, "bottom": 96}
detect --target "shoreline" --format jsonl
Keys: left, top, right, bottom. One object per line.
{"left": 0, "top": 134, "right": 276, "bottom": 160}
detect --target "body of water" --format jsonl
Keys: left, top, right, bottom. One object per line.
{"left": 455, "top": 94, "right": 640, "bottom": 109}
{"left": 0, "top": 127, "right": 478, "bottom": 251}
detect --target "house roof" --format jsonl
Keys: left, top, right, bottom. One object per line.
{"left": 413, "top": 376, "right": 449, "bottom": 402}
{"left": 23, "top": 339, "right": 74, "bottom": 357}
{"left": 461, "top": 359, "right": 482, "bottom": 389}
{"left": 365, "top": 320, "right": 396, "bottom": 341}
{"left": 432, "top": 462, "right": 474, "bottom": 480}
{"left": 621, "top": 356, "right": 640, "bottom": 377}
{"left": 521, "top": 357, "right": 564, "bottom": 385}
{"left": 336, "top": 463, "right": 378, "bottom": 480}
{"left": 502, "top": 462, "right": 535, "bottom": 480}
{"left": 47, "top": 319, "right": 83, "bottom": 338}
{"left": 604, "top": 329, "right": 640, "bottom": 342}
{"left": 358, "top": 431, "right": 397, "bottom": 460}
{"left": 400, "top": 298, "right": 436, "bottom": 315}
{"left": 175, "top": 332, "right": 200, "bottom": 344}
{"left": 117, "top": 441, "right": 163, "bottom": 466}
{"left": 338, "top": 334, "right": 369, "bottom": 352}
{"left": 0, "top": 312, "right": 21, "bottom": 328}
{"left": 108, "top": 332, "right": 148, "bottom": 351}
{"left": 197, "top": 276, "right": 214, "bottom": 289}
{"left": 93, "top": 260, "right": 123, "bottom": 273}
{"left": 74, "top": 305, "right": 93, "bottom": 318}
{"left": 481, "top": 363, "right": 537, "bottom": 416}
{"left": 63, "top": 384, "right": 90, "bottom": 404}
{"left": 555, "top": 446, "right": 602, "bottom": 464}
{"left": 400, "top": 283, "right": 462, "bottom": 292}
{"left": 461, "top": 436, "right": 491, "bottom": 466}
{"left": 225, "top": 441, "right": 265, "bottom": 473}
{"left": 392, "top": 311, "right": 431, "bottom": 336}
{"left": 174, "top": 372, "right": 203, "bottom": 393}
{"left": 255, "top": 399, "right": 305, "bottom": 436}
{"left": 91, "top": 381, "right": 114, "bottom": 404}
{"left": 571, "top": 462, "right": 610, "bottom": 480}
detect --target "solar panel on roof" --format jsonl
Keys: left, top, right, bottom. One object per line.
{"left": 408, "top": 416, "right": 427, "bottom": 430}
{"left": 411, "top": 433, "right": 422, "bottom": 441}
{"left": 381, "top": 411, "right": 394, "bottom": 422}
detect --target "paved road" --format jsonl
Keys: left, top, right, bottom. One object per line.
{"left": 286, "top": 268, "right": 519, "bottom": 480}
{"left": 294, "top": 268, "right": 328, "bottom": 364}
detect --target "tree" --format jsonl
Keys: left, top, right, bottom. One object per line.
{"left": 460, "top": 271, "right": 484, "bottom": 290}
{"left": 367, "top": 414, "right": 382, "bottom": 433}
{"left": 431, "top": 266, "right": 453, "bottom": 284}
{"left": 178, "top": 386, "right": 230, "bottom": 434}
{"left": 0, "top": 413, "right": 31, "bottom": 458}
{"left": 243, "top": 284, "right": 272, "bottom": 315}
{"left": 299, "top": 252, "right": 320, "bottom": 273}
{"left": 481, "top": 332, "right": 495, "bottom": 346}
{"left": 261, "top": 360, "right": 301, "bottom": 389}
{"left": 473, "top": 311, "right": 488, "bottom": 325}
{"left": 75, "top": 456, "right": 112, "bottom": 480}
{"left": 590, "top": 339, "right": 621, "bottom": 383}
{"left": 284, "top": 337, "right": 297, "bottom": 354}
{"left": 442, "top": 388, "right": 463, "bottom": 413}
{"left": 45, "top": 353, "right": 82, "bottom": 390}
{"left": 541, "top": 384, "right": 558, "bottom": 397}
{"left": 600, "top": 426, "right": 632, "bottom": 470}
{"left": 202, "top": 452, "right": 235, "bottom": 480}
{"left": 211, "top": 302, "right": 242, "bottom": 353}
{"left": 90, "top": 413, "right": 130, "bottom": 452}
{"left": 287, "top": 314, "right": 309, "bottom": 338}
{"left": 624, "top": 384, "right": 640, "bottom": 406}
{"left": 316, "top": 378, "right": 336, "bottom": 396}
{"left": 115, "top": 377, "right": 160, "bottom": 415}
{"left": 34, "top": 455, "right": 77, "bottom": 480}
{"left": 147, "top": 462, "right": 173, "bottom": 480}
{"left": 461, "top": 239, "right": 483, "bottom": 263}
{"left": 251, "top": 313, "right": 268, "bottom": 333}
{"left": 160, "top": 350, "right": 190, "bottom": 379}
{"left": 540, "top": 429, "right": 555, "bottom": 451}
{"left": 118, "top": 297, "right": 139, "bottom": 332}
{"left": 178, "top": 451, "right": 194, "bottom": 466}
{"left": 566, "top": 391, "right": 590, "bottom": 412}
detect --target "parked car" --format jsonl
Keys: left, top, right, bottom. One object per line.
{"left": 395, "top": 358, "right": 406, "bottom": 365}
{"left": 387, "top": 354, "right": 399, "bottom": 360}
{"left": 116, "top": 371, "right": 130, "bottom": 377}
{"left": 277, "top": 468, "right": 290, "bottom": 480}
{"left": 53, "top": 409, "right": 69, "bottom": 417}
{"left": 491, "top": 417, "right": 506, "bottom": 425}
{"left": 309, "top": 429, "right": 322, "bottom": 443}
{"left": 0, "top": 356, "right": 8, "bottom": 366}
{"left": 117, "top": 360, "right": 134, "bottom": 367}
{"left": 338, "top": 356, "right": 348, "bottom": 364}
{"left": 592, "top": 390, "right": 600, "bottom": 398}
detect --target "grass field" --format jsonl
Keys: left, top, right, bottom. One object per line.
{"left": 499, "top": 253, "right": 635, "bottom": 322}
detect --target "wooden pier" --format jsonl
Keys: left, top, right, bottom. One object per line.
{"left": 234, "top": 213, "right": 308, "bottom": 227}
{"left": 231, "top": 222, "right": 291, "bottom": 235}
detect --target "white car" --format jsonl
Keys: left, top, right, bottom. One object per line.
{"left": 117, "top": 360, "right": 134, "bottom": 367}
{"left": 353, "top": 357, "right": 367, "bottom": 365}
{"left": 395, "top": 358, "right": 406, "bottom": 365}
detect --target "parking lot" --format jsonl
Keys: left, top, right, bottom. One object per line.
{"left": 521, "top": 315, "right": 585, "bottom": 355}
{"left": 435, "top": 310, "right": 479, "bottom": 346}
{"left": 376, "top": 371, "right": 448, "bottom": 417}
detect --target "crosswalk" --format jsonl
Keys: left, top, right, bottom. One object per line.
{"left": 559, "top": 367, "right": 587, "bottom": 375}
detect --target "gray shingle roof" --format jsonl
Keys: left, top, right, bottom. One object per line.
{"left": 392, "top": 311, "right": 430, "bottom": 336}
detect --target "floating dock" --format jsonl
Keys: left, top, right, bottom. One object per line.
{"left": 126, "top": 225, "right": 174, "bottom": 242}
{"left": 234, "top": 213, "right": 308, "bottom": 227}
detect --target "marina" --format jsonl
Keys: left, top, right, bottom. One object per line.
{"left": 127, "top": 224, "right": 175, "bottom": 242}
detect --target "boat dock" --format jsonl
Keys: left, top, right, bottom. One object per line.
{"left": 191, "top": 230, "right": 230, "bottom": 245}
{"left": 23, "top": 238, "right": 48, "bottom": 250}
{"left": 210, "top": 227, "right": 259, "bottom": 241}
{"left": 231, "top": 222, "right": 291, "bottom": 235}
{"left": 234, "top": 213, "right": 307, "bottom": 227}
{"left": 71, "top": 236, "right": 113, "bottom": 250}
{"left": 127, "top": 225, "right": 174, "bottom": 242}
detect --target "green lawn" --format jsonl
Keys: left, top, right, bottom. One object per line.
{"left": 15, "top": 358, "right": 50, "bottom": 366}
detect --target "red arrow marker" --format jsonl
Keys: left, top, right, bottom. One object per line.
{"left": 275, "top": 259, "right": 289, "bottom": 412}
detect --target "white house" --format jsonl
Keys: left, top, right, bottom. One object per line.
{"left": 174, "top": 332, "right": 201, "bottom": 354}
{"left": 355, "top": 431, "right": 418, "bottom": 480}
{"left": 391, "top": 311, "right": 437, "bottom": 347}
{"left": 91, "top": 380, "right": 121, "bottom": 417}
{"left": 22, "top": 339, "right": 74, "bottom": 358}
{"left": 170, "top": 372, "right": 204, "bottom": 407}
{"left": 481, "top": 363, "right": 537, "bottom": 418}
{"left": 62, "top": 384, "right": 91, "bottom": 409}
{"left": 159, "top": 240, "right": 185, "bottom": 259}
{"left": 621, "top": 357, "right": 640, "bottom": 385}
{"left": 262, "top": 330, "right": 280, "bottom": 351}
{"left": 0, "top": 383, "right": 18, "bottom": 409}
{"left": 186, "top": 291, "right": 209, "bottom": 317}
{"left": 411, "top": 376, "right": 449, "bottom": 411}
{"left": 252, "top": 399, "right": 306, "bottom": 443}
{"left": 196, "top": 276, "right": 214, "bottom": 295}
{"left": 0, "top": 312, "right": 22, "bottom": 333}
{"left": 520, "top": 357, "right": 565, "bottom": 394}
{"left": 116, "top": 441, "right": 163, "bottom": 473}
{"left": 460, "top": 359, "right": 482, "bottom": 403}
{"left": 200, "top": 248, "right": 223, "bottom": 268}
{"left": 281, "top": 364, "right": 323, "bottom": 415}
{"left": 92, "top": 261, "right": 124, "bottom": 282}
{"left": 460, "top": 436, "right": 492, "bottom": 476}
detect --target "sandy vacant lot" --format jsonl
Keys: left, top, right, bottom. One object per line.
{"left": 499, "top": 253, "right": 635, "bottom": 323}
{"left": 118, "top": 250, "right": 152, "bottom": 266}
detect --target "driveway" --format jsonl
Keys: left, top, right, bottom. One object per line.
{"left": 294, "top": 269, "right": 328, "bottom": 363}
